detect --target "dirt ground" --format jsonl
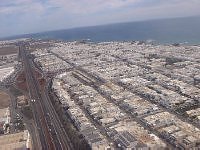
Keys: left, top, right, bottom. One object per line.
{"left": 0, "top": 91, "right": 10, "bottom": 109}
{"left": 0, "top": 45, "right": 19, "bottom": 55}
{"left": 0, "top": 42, "right": 54, "bottom": 55}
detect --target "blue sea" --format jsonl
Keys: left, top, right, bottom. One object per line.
{"left": 3, "top": 16, "right": 200, "bottom": 45}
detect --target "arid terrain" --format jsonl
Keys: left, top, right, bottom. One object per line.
{"left": 0, "top": 90, "right": 10, "bottom": 109}
{"left": 0, "top": 45, "right": 18, "bottom": 55}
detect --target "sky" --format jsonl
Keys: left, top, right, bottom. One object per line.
{"left": 0, "top": 0, "right": 200, "bottom": 38}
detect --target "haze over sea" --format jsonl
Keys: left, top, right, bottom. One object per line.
{"left": 3, "top": 16, "right": 200, "bottom": 45}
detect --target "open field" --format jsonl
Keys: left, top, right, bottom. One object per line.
{"left": 0, "top": 45, "right": 18, "bottom": 55}
{"left": 0, "top": 41, "right": 54, "bottom": 55}
{"left": 0, "top": 90, "right": 10, "bottom": 109}
{"left": 0, "top": 130, "right": 30, "bottom": 150}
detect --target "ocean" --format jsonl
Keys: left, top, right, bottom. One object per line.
{"left": 3, "top": 16, "right": 200, "bottom": 45}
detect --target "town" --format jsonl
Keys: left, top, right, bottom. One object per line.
{"left": 0, "top": 39, "right": 200, "bottom": 149}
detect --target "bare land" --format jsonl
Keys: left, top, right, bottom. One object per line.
{"left": 0, "top": 91, "right": 10, "bottom": 109}
{"left": 0, "top": 45, "right": 18, "bottom": 55}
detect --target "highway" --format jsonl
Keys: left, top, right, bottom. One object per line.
{"left": 19, "top": 44, "right": 73, "bottom": 150}
{"left": 43, "top": 79, "right": 74, "bottom": 149}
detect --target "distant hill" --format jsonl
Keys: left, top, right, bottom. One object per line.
{"left": 2, "top": 16, "right": 200, "bottom": 44}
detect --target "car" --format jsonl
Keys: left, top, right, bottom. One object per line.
{"left": 31, "top": 99, "right": 36, "bottom": 102}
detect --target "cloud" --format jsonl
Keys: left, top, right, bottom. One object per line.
{"left": 0, "top": 0, "right": 200, "bottom": 37}
{"left": 41, "top": 0, "right": 140, "bottom": 14}
{"left": 1, "top": 0, "right": 200, "bottom": 16}
{"left": 0, "top": 0, "right": 44, "bottom": 14}
{"left": 0, "top": 0, "right": 144, "bottom": 15}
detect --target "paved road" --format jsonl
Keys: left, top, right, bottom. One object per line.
{"left": 19, "top": 44, "right": 73, "bottom": 150}
{"left": 20, "top": 45, "right": 53, "bottom": 150}
{"left": 43, "top": 80, "right": 74, "bottom": 149}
